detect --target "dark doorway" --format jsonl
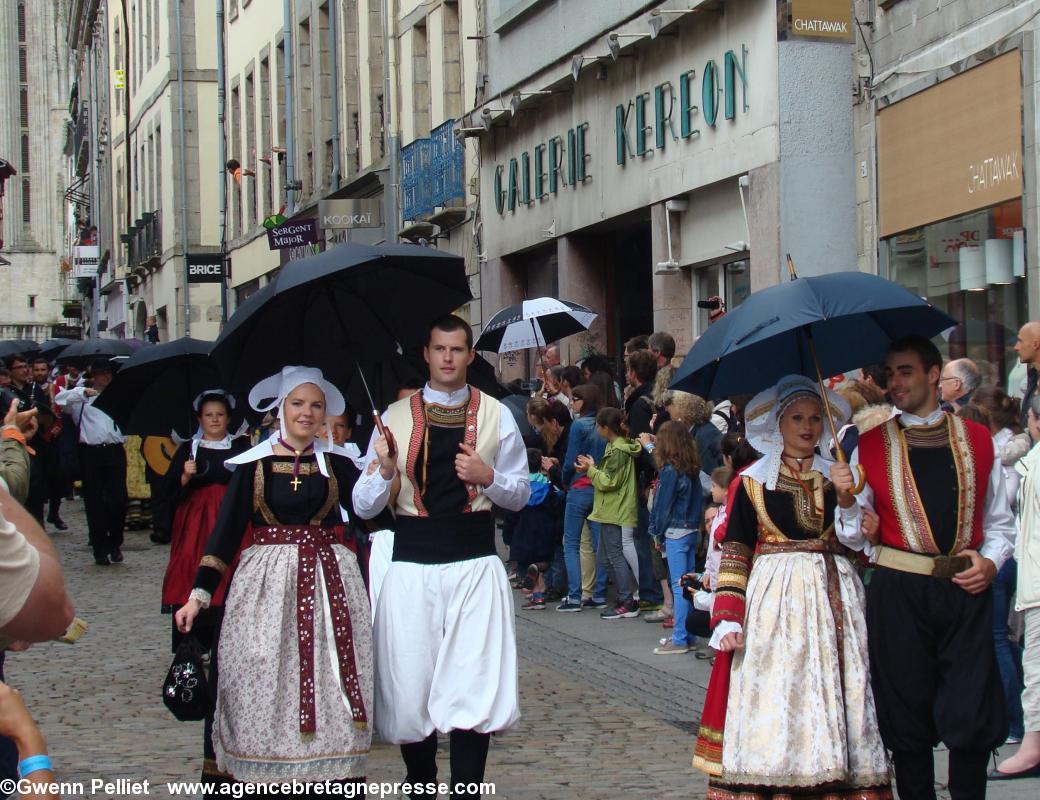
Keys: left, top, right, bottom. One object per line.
{"left": 611, "top": 223, "right": 653, "bottom": 354}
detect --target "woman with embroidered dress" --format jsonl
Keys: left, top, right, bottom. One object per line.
{"left": 175, "top": 367, "right": 380, "bottom": 791}
{"left": 160, "top": 390, "right": 250, "bottom": 790}
{"left": 693, "top": 375, "right": 891, "bottom": 800}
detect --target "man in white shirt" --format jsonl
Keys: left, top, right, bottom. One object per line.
{"left": 833, "top": 336, "right": 1015, "bottom": 799}
{"left": 353, "top": 315, "right": 529, "bottom": 799}
{"left": 55, "top": 360, "right": 128, "bottom": 566}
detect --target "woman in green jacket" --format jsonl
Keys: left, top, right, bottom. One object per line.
{"left": 575, "top": 407, "right": 643, "bottom": 620}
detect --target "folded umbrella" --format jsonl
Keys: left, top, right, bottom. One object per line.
{"left": 92, "top": 338, "right": 248, "bottom": 439}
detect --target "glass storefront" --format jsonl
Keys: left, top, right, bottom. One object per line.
{"left": 881, "top": 198, "right": 1026, "bottom": 388}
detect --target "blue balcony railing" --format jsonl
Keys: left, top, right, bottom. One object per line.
{"left": 401, "top": 121, "right": 466, "bottom": 222}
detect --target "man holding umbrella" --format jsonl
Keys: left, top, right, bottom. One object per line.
{"left": 353, "top": 314, "right": 530, "bottom": 798}
{"left": 833, "top": 335, "right": 1016, "bottom": 795}
{"left": 55, "top": 360, "right": 128, "bottom": 566}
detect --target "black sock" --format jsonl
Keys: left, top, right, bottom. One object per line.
{"left": 893, "top": 750, "right": 937, "bottom": 800}
{"left": 449, "top": 730, "right": 490, "bottom": 799}
{"left": 401, "top": 733, "right": 438, "bottom": 798}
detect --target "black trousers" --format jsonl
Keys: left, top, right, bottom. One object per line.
{"left": 400, "top": 730, "right": 490, "bottom": 799}
{"left": 79, "top": 443, "right": 128, "bottom": 557}
{"left": 867, "top": 567, "right": 1007, "bottom": 799}
{"left": 26, "top": 437, "right": 65, "bottom": 522}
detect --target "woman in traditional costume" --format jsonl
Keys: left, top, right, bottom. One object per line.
{"left": 175, "top": 367, "right": 374, "bottom": 789}
{"left": 161, "top": 390, "right": 251, "bottom": 789}
{"left": 693, "top": 375, "right": 891, "bottom": 799}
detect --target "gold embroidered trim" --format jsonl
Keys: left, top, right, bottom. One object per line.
{"left": 270, "top": 461, "right": 320, "bottom": 476}
{"left": 884, "top": 414, "right": 976, "bottom": 555}
{"left": 744, "top": 472, "right": 831, "bottom": 544}
{"left": 200, "top": 555, "right": 228, "bottom": 574}
{"left": 425, "top": 402, "right": 468, "bottom": 427}
{"left": 253, "top": 456, "right": 339, "bottom": 526}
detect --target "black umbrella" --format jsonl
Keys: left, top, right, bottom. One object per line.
{"left": 0, "top": 341, "right": 36, "bottom": 361}
{"left": 93, "top": 338, "right": 246, "bottom": 439}
{"left": 56, "top": 338, "right": 136, "bottom": 368}
{"left": 37, "top": 338, "right": 78, "bottom": 361}
{"left": 212, "top": 242, "right": 471, "bottom": 392}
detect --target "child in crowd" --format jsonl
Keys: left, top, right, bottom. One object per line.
{"left": 576, "top": 408, "right": 643, "bottom": 619}
{"left": 648, "top": 422, "right": 703, "bottom": 654}
{"left": 507, "top": 448, "right": 564, "bottom": 610}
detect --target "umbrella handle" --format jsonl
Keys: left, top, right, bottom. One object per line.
{"left": 372, "top": 412, "right": 397, "bottom": 459}
{"left": 807, "top": 333, "right": 866, "bottom": 496}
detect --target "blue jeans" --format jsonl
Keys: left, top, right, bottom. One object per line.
{"left": 993, "top": 559, "right": 1025, "bottom": 739}
{"left": 665, "top": 533, "right": 697, "bottom": 646}
{"left": 564, "top": 487, "right": 606, "bottom": 603}
{"left": 635, "top": 504, "right": 663, "bottom": 604}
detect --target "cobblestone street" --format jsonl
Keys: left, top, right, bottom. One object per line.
{"left": 6, "top": 500, "right": 1037, "bottom": 798}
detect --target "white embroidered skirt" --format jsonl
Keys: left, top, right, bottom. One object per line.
{"left": 721, "top": 552, "right": 889, "bottom": 789}
{"left": 214, "top": 541, "right": 373, "bottom": 782}
{"left": 372, "top": 554, "right": 520, "bottom": 744}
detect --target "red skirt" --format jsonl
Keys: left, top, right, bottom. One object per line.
{"left": 162, "top": 484, "right": 244, "bottom": 609}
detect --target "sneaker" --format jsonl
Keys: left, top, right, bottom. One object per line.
{"left": 522, "top": 563, "right": 540, "bottom": 591}
{"left": 653, "top": 641, "right": 690, "bottom": 655}
{"left": 601, "top": 600, "right": 640, "bottom": 619}
{"left": 1006, "top": 734, "right": 1023, "bottom": 745}
{"left": 638, "top": 600, "right": 663, "bottom": 611}
{"left": 555, "top": 598, "right": 583, "bottom": 612}
{"left": 522, "top": 596, "right": 546, "bottom": 610}
{"left": 582, "top": 597, "right": 607, "bottom": 609}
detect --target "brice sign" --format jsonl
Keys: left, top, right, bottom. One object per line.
{"left": 492, "top": 44, "right": 749, "bottom": 216}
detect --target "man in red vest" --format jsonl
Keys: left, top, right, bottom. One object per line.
{"left": 833, "top": 335, "right": 1016, "bottom": 799}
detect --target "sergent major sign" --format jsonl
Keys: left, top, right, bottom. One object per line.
{"left": 493, "top": 44, "right": 749, "bottom": 216}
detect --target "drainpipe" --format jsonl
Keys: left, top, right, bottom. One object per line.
{"left": 216, "top": 0, "right": 229, "bottom": 322}
{"left": 382, "top": 0, "right": 399, "bottom": 240}
{"left": 174, "top": 0, "right": 191, "bottom": 335}
{"left": 283, "top": 0, "right": 297, "bottom": 214}
{"left": 328, "top": 0, "right": 342, "bottom": 190}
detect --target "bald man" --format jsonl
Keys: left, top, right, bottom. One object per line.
{"left": 1015, "top": 321, "right": 1040, "bottom": 428}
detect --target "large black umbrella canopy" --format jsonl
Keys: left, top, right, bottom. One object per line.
{"left": 37, "top": 338, "right": 77, "bottom": 361}
{"left": 92, "top": 337, "right": 241, "bottom": 438}
{"left": 671, "top": 269, "right": 957, "bottom": 400}
{"left": 475, "top": 297, "right": 597, "bottom": 353}
{"left": 211, "top": 241, "right": 471, "bottom": 395}
{"left": 56, "top": 337, "right": 136, "bottom": 368}
{"left": 0, "top": 340, "right": 39, "bottom": 361}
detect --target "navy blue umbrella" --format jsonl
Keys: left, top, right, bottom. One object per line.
{"left": 671, "top": 264, "right": 956, "bottom": 401}
{"left": 671, "top": 260, "right": 957, "bottom": 488}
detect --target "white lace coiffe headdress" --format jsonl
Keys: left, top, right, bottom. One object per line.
{"left": 248, "top": 366, "right": 345, "bottom": 446}
{"left": 744, "top": 374, "right": 850, "bottom": 490}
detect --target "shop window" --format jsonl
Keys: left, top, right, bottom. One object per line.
{"left": 881, "top": 198, "right": 1026, "bottom": 388}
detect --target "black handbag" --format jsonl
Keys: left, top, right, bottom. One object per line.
{"left": 162, "top": 634, "right": 213, "bottom": 721}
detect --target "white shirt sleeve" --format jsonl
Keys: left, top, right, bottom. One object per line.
{"left": 980, "top": 456, "right": 1016, "bottom": 571}
{"left": 54, "top": 386, "right": 86, "bottom": 410}
{"left": 833, "top": 447, "right": 875, "bottom": 552}
{"left": 708, "top": 620, "right": 742, "bottom": 651}
{"left": 351, "top": 416, "right": 394, "bottom": 520}
{"left": 483, "top": 408, "right": 531, "bottom": 512}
